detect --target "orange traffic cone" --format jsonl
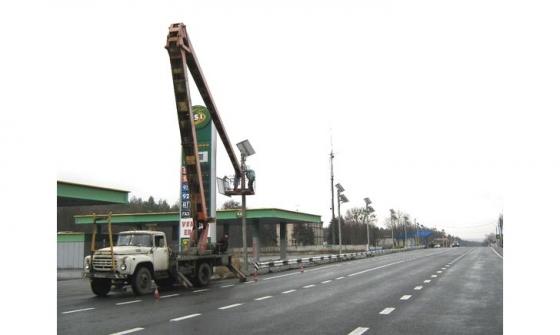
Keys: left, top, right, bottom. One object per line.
{"left": 254, "top": 271, "right": 258, "bottom": 282}
{"left": 154, "top": 286, "right": 160, "bottom": 300}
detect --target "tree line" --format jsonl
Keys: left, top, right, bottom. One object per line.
{"left": 58, "top": 196, "right": 496, "bottom": 248}
{"left": 57, "top": 195, "right": 179, "bottom": 232}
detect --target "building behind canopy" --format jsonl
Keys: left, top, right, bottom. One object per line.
{"left": 57, "top": 180, "right": 323, "bottom": 268}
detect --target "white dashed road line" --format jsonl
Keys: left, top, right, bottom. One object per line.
{"left": 380, "top": 307, "right": 395, "bottom": 315}
{"left": 254, "top": 296, "right": 272, "bottom": 301}
{"left": 109, "top": 327, "right": 144, "bottom": 335}
{"left": 348, "top": 327, "right": 369, "bottom": 335}
{"left": 170, "top": 313, "right": 201, "bottom": 322}
{"left": 116, "top": 300, "right": 141, "bottom": 305}
{"left": 218, "top": 303, "right": 243, "bottom": 310}
{"left": 61, "top": 307, "right": 95, "bottom": 314}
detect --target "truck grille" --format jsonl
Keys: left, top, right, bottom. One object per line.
{"left": 92, "top": 255, "right": 117, "bottom": 271}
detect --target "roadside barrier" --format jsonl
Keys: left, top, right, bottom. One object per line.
{"left": 253, "top": 249, "right": 394, "bottom": 273}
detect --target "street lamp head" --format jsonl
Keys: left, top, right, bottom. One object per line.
{"left": 390, "top": 209, "right": 396, "bottom": 215}
{"left": 335, "top": 183, "right": 345, "bottom": 193}
{"left": 364, "top": 197, "right": 372, "bottom": 205}
{"left": 236, "top": 139, "right": 255, "bottom": 156}
{"left": 339, "top": 194, "right": 349, "bottom": 203}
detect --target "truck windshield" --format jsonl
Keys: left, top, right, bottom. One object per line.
{"left": 117, "top": 234, "right": 153, "bottom": 247}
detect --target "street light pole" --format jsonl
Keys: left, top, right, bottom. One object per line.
{"left": 236, "top": 140, "right": 255, "bottom": 273}
{"left": 240, "top": 152, "right": 248, "bottom": 272}
{"left": 403, "top": 215, "right": 409, "bottom": 250}
{"left": 390, "top": 209, "right": 396, "bottom": 251}
{"left": 336, "top": 183, "right": 347, "bottom": 255}
{"left": 364, "top": 198, "right": 372, "bottom": 252}
{"left": 415, "top": 218, "right": 419, "bottom": 248}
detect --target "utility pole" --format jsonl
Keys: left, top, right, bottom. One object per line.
{"left": 330, "top": 138, "right": 336, "bottom": 246}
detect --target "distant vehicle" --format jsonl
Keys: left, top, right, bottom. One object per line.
{"left": 452, "top": 241, "right": 460, "bottom": 247}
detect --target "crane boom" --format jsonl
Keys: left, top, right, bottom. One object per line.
{"left": 165, "top": 23, "right": 246, "bottom": 251}
{"left": 166, "top": 23, "right": 243, "bottom": 178}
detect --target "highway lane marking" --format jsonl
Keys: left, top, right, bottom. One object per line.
{"left": 282, "top": 289, "right": 296, "bottom": 294}
{"left": 61, "top": 307, "right": 95, "bottom": 314}
{"left": 255, "top": 296, "right": 273, "bottom": 301}
{"left": 431, "top": 275, "right": 438, "bottom": 277}
{"left": 170, "top": 313, "right": 201, "bottom": 322}
{"left": 160, "top": 294, "right": 179, "bottom": 298}
{"left": 321, "top": 280, "right": 332, "bottom": 283}
{"left": 380, "top": 307, "right": 395, "bottom": 315}
{"left": 348, "top": 327, "right": 369, "bottom": 335}
{"left": 400, "top": 295, "right": 412, "bottom": 300}
{"left": 414, "top": 286, "right": 423, "bottom": 290}
{"left": 263, "top": 264, "right": 339, "bottom": 281}
{"left": 424, "top": 280, "right": 431, "bottom": 283}
{"left": 303, "top": 284, "right": 316, "bottom": 288}
{"left": 437, "top": 271, "right": 442, "bottom": 273}
{"left": 347, "top": 260, "right": 405, "bottom": 277}
{"left": 193, "top": 288, "right": 210, "bottom": 293}
{"left": 116, "top": 300, "right": 141, "bottom": 305}
{"left": 218, "top": 303, "right": 243, "bottom": 310}
{"left": 336, "top": 277, "right": 345, "bottom": 280}
{"left": 109, "top": 327, "right": 144, "bottom": 334}
{"left": 263, "top": 272, "right": 300, "bottom": 280}
{"left": 221, "top": 284, "right": 235, "bottom": 288}
{"left": 490, "top": 247, "right": 503, "bottom": 259}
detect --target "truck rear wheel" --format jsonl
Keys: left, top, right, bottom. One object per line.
{"left": 194, "top": 262, "right": 212, "bottom": 287}
{"left": 91, "top": 279, "right": 111, "bottom": 297}
{"left": 131, "top": 267, "right": 152, "bottom": 296}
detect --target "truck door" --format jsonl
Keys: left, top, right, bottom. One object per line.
{"left": 153, "top": 235, "right": 169, "bottom": 271}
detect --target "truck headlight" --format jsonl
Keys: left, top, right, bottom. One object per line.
{"left": 120, "top": 263, "right": 127, "bottom": 271}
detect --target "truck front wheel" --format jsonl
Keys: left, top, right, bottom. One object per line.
{"left": 131, "top": 267, "right": 152, "bottom": 296}
{"left": 91, "top": 278, "right": 111, "bottom": 297}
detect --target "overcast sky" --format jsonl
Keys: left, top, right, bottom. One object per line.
{"left": 4, "top": 1, "right": 555, "bottom": 242}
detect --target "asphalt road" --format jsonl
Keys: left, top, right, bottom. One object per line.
{"left": 58, "top": 247, "right": 502, "bottom": 335}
